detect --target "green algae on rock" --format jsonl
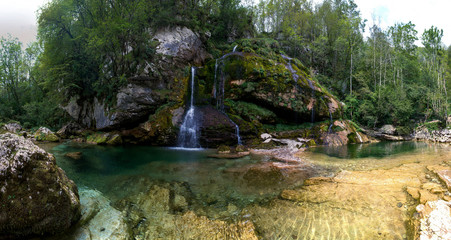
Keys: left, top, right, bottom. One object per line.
{"left": 34, "top": 127, "right": 59, "bottom": 142}
{"left": 0, "top": 133, "right": 80, "bottom": 238}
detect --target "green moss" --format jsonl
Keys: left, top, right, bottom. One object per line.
{"left": 306, "top": 139, "right": 316, "bottom": 147}
{"left": 226, "top": 100, "right": 276, "bottom": 124}
{"left": 264, "top": 123, "right": 314, "bottom": 132}
{"left": 35, "top": 133, "right": 59, "bottom": 142}
{"left": 235, "top": 145, "right": 246, "bottom": 152}
{"left": 217, "top": 145, "right": 231, "bottom": 153}
{"left": 106, "top": 134, "right": 122, "bottom": 145}
{"left": 347, "top": 132, "right": 358, "bottom": 144}
{"left": 86, "top": 133, "right": 108, "bottom": 145}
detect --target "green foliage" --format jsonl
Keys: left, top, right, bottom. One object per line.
{"left": 226, "top": 100, "right": 276, "bottom": 123}
{"left": 264, "top": 122, "right": 314, "bottom": 132}
{"left": 423, "top": 121, "right": 441, "bottom": 131}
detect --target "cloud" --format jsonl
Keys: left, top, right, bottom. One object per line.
{"left": 0, "top": 0, "right": 48, "bottom": 45}
{"left": 355, "top": 0, "right": 451, "bottom": 46}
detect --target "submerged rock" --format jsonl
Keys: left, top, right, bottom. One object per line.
{"left": 75, "top": 188, "right": 130, "bottom": 240}
{"left": 0, "top": 133, "right": 80, "bottom": 238}
{"left": 64, "top": 152, "right": 83, "bottom": 160}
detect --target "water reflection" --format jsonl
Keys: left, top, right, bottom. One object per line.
{"left": 310, "top": 141, "right": 429, "bottom": 159}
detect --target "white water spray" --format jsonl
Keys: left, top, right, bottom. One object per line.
{"left": 177, "top": 67, "right": 201, "bottom": 148}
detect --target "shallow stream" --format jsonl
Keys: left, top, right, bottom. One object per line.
{"left": 42, "top": 141, "right": 450, "bottom": 239}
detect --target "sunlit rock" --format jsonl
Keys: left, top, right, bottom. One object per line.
{"left": 416, "top": 200, "right": 451, "bottom": 240}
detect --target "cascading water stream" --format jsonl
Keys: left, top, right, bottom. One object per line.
{"left": 328, "top": 110, "right": 333, "bottom": 133}
{"left": 177, "top": 67, "right": 201, "bottom": 148}
{"left": 307, "top": 79, "right": 315, "bottom": 123}
{"left": 214, "top": 52, "right": 243, "bottom": 145}
{"left": 233, "top": 45, "right": 238, "bottom": 52}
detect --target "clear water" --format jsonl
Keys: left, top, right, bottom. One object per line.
{"left": 310, "top": 141, "right": 430, "bottom": 159}
{"left": 43, "top": 141, "right": 450, "bottom": 239}
{"left": 48, "top": 143, "right": 312, "bottom": 212}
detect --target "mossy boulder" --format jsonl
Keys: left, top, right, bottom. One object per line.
{"left": 106, "top": 134, "right": 123, "bottom": 145}
{"left": 0, "top": 133, "right": 80, "bottom": 238}
{"left": 1, "top": 122, "right": 22, "bottom": 134}
{"left": 217, "top": 145, "right": 231, "bottom": 154}
{"left": 34, "top": 127, "right": 59, "bottom": 142}
{"left": 86, "top": 132, "right": 109, "bottom": 145}
{"left": 198, "top": 40, "right": 342, "bottom": 124}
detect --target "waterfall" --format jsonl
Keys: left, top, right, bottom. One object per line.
{"left": 328, "top": 110, "right": 333, "bottom": 133}
{"left": 213, "top": 59, "right": 218, "bottom": 99}
{"left": 177, "top": 67, "right": 201, "bottom": 148}
{"left": 216, "top": 59, "right": 225, "bottom": 112}
{"left": 307, "top": 79, "right": 315, "bottom": 123}
{"left": 213, "top": 53, "right": 243, "bottom": 145}
{"left": 233, "top": 122, "right": 243, "bottom": 145}
{"left": 233, "top": 45, "right": 238, "bottom": 52}
{"left": 356, "top": 132, "right": 363, "bottom": 143}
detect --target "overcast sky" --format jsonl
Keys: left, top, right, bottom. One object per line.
{"left": 0, "top": 0, "right": 450, "bottom": 46}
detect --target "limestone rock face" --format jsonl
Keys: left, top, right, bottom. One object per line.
{"left": 414, "top": 128, "right": 451, "bottom": 143}
{"left": 63, "top": 82, "right": 162, "bottom": 130}
{"left": 62, "top": 26, "right": 210, "bottom": 131}
{"left": 1, "top": 123, "right": 22, "bottom": 133}
{"left": 0, "top": 133, "right": 80, "bottom": 238}
{"left": 57, "top": 122, "right": 83, "bottom": 138}
{"left": 154, "top": 26, "right": 210, "bottom": 65}
{"left": 379, "top": 124, "right": 396, "bottom": 135}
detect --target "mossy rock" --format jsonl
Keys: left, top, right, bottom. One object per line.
{"left": 236, "top": 145, "right": 246, "bottom": 152}
{"left": 34, "top": 127, "right": 59, "bottom": 142}
{"left": 198, "top": 41, "right": 343, "bottom": 124}
{"left": 86, "top": 133, "right": 109, "bottom": 145}
{"left": 106, "top": 134, "right": 123, "bottom": 145}
{"left": 347, "top": 132, "right": 358, "bottom": 144}
{"left": 306, "top": 139, "right": 316, "bottom": 147}
{"left": 0, "top": 133, "right": 81, "bottom": 237}
{"left": 217, "top": 145, "right": 231, "bottom": 153}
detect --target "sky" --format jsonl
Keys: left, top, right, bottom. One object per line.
{"left": 0, "top": 0, "right": 450, "bottom": 46}
{"left": 349, "top": 0, "right": 451, "bottom": 46}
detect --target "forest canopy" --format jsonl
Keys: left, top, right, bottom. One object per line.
{"left": 0, "top": 0, "right": 449, "bottom": 130}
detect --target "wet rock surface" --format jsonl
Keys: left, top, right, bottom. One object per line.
{"left": 0, "top": 133, "right": 80, "bottom": 238}
{"left": 416, "top": 200, "right": 451, "bottom": 240}
{"left": 245, "top": 146, "right": 451, "bottom": 239}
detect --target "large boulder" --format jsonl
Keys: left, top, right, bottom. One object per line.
{"left": 1, "top": 123, "right": 22, "bottom": 134}
{"left": 34, "top": 127, "right": 59, "bottom": 142}
{"left": 57, "top": 122, "right": 84, "bottom": 139}
{"left": 0, "top": 133, "right": 80, "bottom": 238}
{"left": 196, "top": 42, "right": 343, "bottom": 124}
